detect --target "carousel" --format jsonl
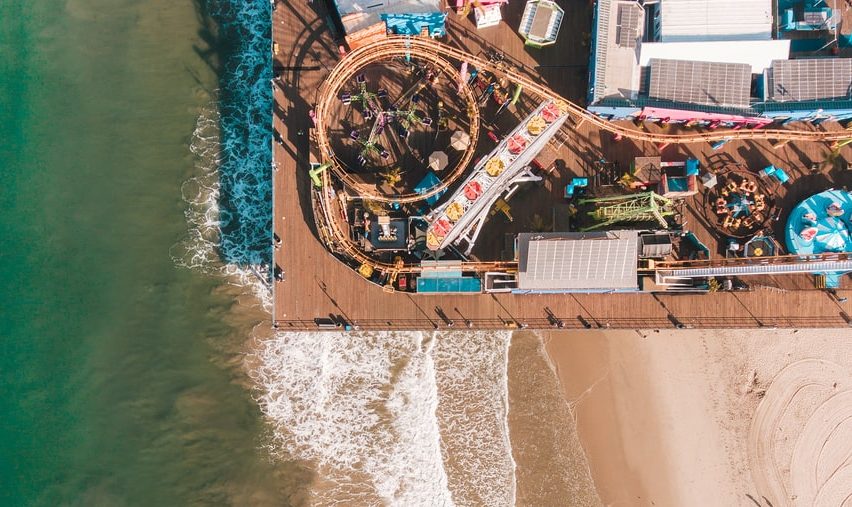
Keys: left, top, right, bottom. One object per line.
{"left": 705, "top": 167, "right": 774, "bottom": 238}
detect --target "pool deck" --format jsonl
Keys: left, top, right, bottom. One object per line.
{"left": 272, "top": 0, "right": 852, "bottom": 330}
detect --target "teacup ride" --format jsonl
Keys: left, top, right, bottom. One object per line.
{"left": 486, "top": 157, "right": 506, "bottom": 177}
{"left": 464, "top": 180, "right": 483, "bottom": 201}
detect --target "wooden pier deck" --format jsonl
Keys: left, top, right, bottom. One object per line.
{"left": 272, "top": 0, "right": 851, "bottom": 330}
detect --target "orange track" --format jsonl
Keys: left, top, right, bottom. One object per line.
{"left": 315, "top": 44, "right": 481, "bottom": 204}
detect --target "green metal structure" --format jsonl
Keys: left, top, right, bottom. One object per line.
{"left": 309, "top": 163, "right": 330, "bottom": 187}
{"left": 577, "top": 191, "right": 676, "bottom": 231}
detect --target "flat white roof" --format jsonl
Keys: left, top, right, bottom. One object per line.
{"left": 640, "top": 40, "right": 789, "bottom": 74}
{"left": 660, "top": 0, "right": 772, "bottom": 42}
{"left": 517, "top": 231, "right": 639, "bottom": 291}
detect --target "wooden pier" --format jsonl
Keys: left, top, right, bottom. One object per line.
{"left": 272, "top": 0, "right": 851, "bottom": 330}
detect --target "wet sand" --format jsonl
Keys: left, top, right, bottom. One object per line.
{"left": 507, "top": 332, "right": 601, "bottom": 507}
{"left": 542, "top": 328, "right": 852, "bottom": 507}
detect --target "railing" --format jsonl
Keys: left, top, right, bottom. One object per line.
{"left": 273, "top": 314, "right": 851, "bottom": 331}
{"left": 655, "top": 252, "right": 852, "bottom": 269}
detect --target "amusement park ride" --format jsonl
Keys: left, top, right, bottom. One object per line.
{"left": 425, "top": 99, "right": 569, "bottom": 254}
{"left": 579, "top": 192, "right": 677, "bottom": 232}
{"left": 307, "top": 36, "right": 852, "bottom": 288}
{"left": 341, "top": 72, "right": 435, "bottom": 167}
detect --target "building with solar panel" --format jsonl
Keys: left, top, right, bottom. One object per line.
{"left": 586, "top": 0, "right": 852, "bottom": 124}
{"left": 514, "top": 231, "right": 640, "bottom": 293}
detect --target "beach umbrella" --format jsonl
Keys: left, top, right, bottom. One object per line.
{"left": 429, "top": 151, "right": 449, "bottom": 171}
{"left": 450, "top": 131, "right": 470, "bottom": 151}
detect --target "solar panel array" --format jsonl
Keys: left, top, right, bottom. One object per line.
{"left": 648, "top": 58, "right": 752, "bottom": 108}
{"left": 767, "top": 59, "right": 852, "bottom": 102}
{"left": 615, "top": 3, "right": 641, "bottom": 48}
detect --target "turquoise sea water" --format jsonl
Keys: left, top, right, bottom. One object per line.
{"left": 0, "top": 1, "right": 290, "bottom": 505}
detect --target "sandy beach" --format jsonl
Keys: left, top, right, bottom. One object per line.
{"left": 542, "top": 328, "right": 852, "bottom": 507}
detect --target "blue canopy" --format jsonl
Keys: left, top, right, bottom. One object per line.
{"left": 415, "top": 171, "right": 445, "bottom": 206}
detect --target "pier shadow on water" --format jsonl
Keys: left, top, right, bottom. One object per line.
{"left": 188, "top": 0, "right": 318, "bottom": 503}
{"left": 195, "top": 0, "right": 273, "bottom": 268}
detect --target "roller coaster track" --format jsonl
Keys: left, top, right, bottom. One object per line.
{"left": 315, "top": 41, "right": 481, "bottom": 204}
{"left": 310, "top": 36, "right": 852, "bottom": 278}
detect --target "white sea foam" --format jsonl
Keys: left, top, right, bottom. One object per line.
{"left": 252, "top": 331, "right": 517, "bottom": 506}
{"left": 433, "top": 331, "right": 516, "bottom": 506}
{"left": 174, "top": 0, "right": 274, "bottom": 309}
{"left": 173, "top": 105, "right": 272, "bottom": 310}
{"left": 254, "top": 331, "right": 454, "bottom": 505}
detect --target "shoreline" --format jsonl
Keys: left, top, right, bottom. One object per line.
{"left": 543, "top": 329, "right": 747, "bottom": 506}
{"left": 542, "top": 328, "right": 852, "bottom": 506}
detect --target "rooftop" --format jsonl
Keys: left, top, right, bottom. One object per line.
{"left": 639, "top": 40, "right": 790, "bottom": 74}
{"left": 659, "top": 0, "right": 773, "bottom": 42}
{"left": 766, "top": 58, "right": 852, "bottom": 102}
{"left": 333, "top": 0, "right": 442, "bottom": 34}
{"left": 518, "top": 0, "right": 564, "bottom": 45}
{"left": 517, "top": 231, "right": 639, "bottom": 291}
{"left": 648, "top": 58, "right": 752, "bottom": 109}
{"left": 590, "top": 0, "right": 644, "bottom": 102}
{"left": 591, "top": 0, "right": 784, "bottom": 106}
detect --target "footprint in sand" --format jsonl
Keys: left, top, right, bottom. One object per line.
{"left": 748, "top": 359, "right": 852, "bottom": 507}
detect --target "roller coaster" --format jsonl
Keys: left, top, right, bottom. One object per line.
{"left": 309, "top": 36, "right": 852, "bottom": 280}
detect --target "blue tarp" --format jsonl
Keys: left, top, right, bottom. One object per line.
{"left": 667, "top": 177, "right": 689, "bottom": 192}
{"left": 417, "top": 276, "right": 481, "bottom": 293}
{"left": 415, "top": 171, "right": 445, "bottom": 206}
{"left": 381, "top": 12, "right": 446, "bottom": 36}
{"left": 790, "top": 38, "right": 826, "bottom": 52}
{"left": 685, "top": 159, "right": 699, "bottom": 176}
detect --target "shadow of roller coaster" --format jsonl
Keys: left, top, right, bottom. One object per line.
{"left": 311, "top": 36, "right": 852, "bottom": 276}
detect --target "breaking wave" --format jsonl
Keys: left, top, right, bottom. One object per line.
{"left": 433, "top": 331, "right": 516, "bottom": 506}
{"left": 253, "top": 331, "right": 516, "bottom": 505}
{"left": 173, "top": 0, "right": 272, "bottom": 307}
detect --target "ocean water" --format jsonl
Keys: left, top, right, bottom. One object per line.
{"left": 254, "top": 331, "right": 517, "bottom": 505}
{"left": 0, "top": 1, "right": 289, "bottom": 505}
